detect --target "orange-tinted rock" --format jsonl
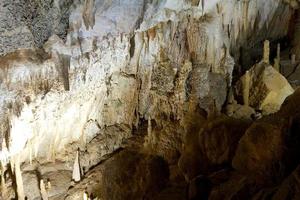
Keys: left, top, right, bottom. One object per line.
{"left": 232, "top": 122, "right": 285, "bottom": 177}
{"left": 209, "top": 173, "right": 252, "bottom": 200}
{"left": 179, "top": 116, "right": 251, "bottom": 179}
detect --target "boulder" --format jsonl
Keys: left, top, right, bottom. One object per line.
{"left": 232, "top": 121, "right": 285, "bottom": 178}
{"left": 178, "top": 116, "right": 251, "bottom": 179}
{"left": 238, "top": 62, "right": 294, "bottom": 115}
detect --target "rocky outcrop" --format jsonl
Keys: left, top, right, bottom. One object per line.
{"left": 0, "top": 0, "right": 298, "bottom": 199}
{"left": 238, "top": 62, "right": 294, "bottom": 115}
{"left": 0, "top": 0, "right": 293, "bottom": 168}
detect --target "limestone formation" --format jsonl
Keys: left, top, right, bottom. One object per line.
{"left": 72, "top": 150, "right": 81, "bottom": 183}
{"left": 263, "top": 40, "right": 270, "bottom": 64}
{"left": 40, "top": 180, "right": 49, "bottom": 200}
{"left": 292, "top": 54, "right": 296, "bottom": 65}
{"left": 14, "top": 155, "right": 25, "bottom": 200}
{"left": 243, "top": 70, "right": 250, "bottom": 106}
{"left": 83, "top": 192, "right": 89, "bottom": 200}
{"left": 0, "top": 0, "right": 299, "bottom": 199}
{"left": 238, "top": 63, "right": 294, "bottom": 115}
{"left": 274, "top": 58, "right": 280, "bottom": 72}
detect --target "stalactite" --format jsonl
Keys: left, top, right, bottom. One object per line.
{"left": 243, "top": 0, "right": 249, "bottom": 33}
{"left": 143, "top": 32, "right": 149, "bottom": 52}
{"left": 263, "top": 40, "right": 270, "bottom": 64}
{"left": 147, "top": 116, "right": 152, "bottom": 142}
{"left": 29, "top": 141, "right": 32, "bottom": 164}
{"left": 72, "top": 150, "right": 81, "bottom": 182}
{"left": 157, "top": 23, "right": 163, "bottom": 46}
{"left": 14, "top": 155, "right": 25, "bottom": 200}
{"left": 40, "top": 179, "right": 49, "bottom": 200}
{"left": 1, "top": 139, "right": 8, "bottom": 165}
{"left": 34, "top": 139, "right": 39, "bottom": 158}
{"left": 10, "top": 159, "right": 15, "bottom": 175}
{"left": 83, "top": 0, "right": 95, "bottom": 30}
{"left": 144, "top": 116, "right": 154, "bottom": 149}
{"left": 201, "top": 0, "right": 205, "bottom": 15}
{"left": 243, "top": 70, "right": 250, "bottom": 106}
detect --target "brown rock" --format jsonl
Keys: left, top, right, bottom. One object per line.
{"left": 209, "top": 173, "right": 252, "bottom": 200}
{"left": 232, "top": 121, "right": 285, "bottom": 178}
{"left": 179, "top": 116, "right": 251, "bottom": 179}
{"left": 272, "top": 165, "right": 300, "bottom": 200}
{"left": 65, "top": 150, "right": 169, "bottom": 200}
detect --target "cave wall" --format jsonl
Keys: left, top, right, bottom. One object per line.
{"left": 0, "top": 0, "right": 295, "bottom": 172}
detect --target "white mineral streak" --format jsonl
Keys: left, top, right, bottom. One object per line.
{"left": 0, "top": 0, "right": 292, "bottom": 167}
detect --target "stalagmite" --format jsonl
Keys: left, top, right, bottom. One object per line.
{"left": 292, "top": 54, "right": 296, "bottom": 65}
{"left": 274, "top": 43, "right": 281, "bottom": 72}
{"left": 228, "top": 87, "right": 235, "bottom": 104}
{"left": 72, "top": 150, "right": 81, "bottom": 182}
{"left": 147, "top": 116, "right": 152, "bottom": 140}
{"left": 40, "top": 180, "right": 49, "bottom": 200}
{"left": 145, "top": 116, "right": 153, "bottom": 147}
{"left": 83, "top": 192, "right": 89, "bottom": 200}
{"left": 14, "top": 155, "right": 25, "bottom": 200}
{"left": 243, "top": 70, "right": 250, "bottom": 106}
{"left": 263, "top": 40, "right": 270, "bottom": 64}
{"left": 277, "top": 43, "right": 281, "bottom": 63}
{"left": 0, "top": 164, "right": 6, "bottom": 197}
{"left": 47, "top": 180, "right": 51, "bottom": 190}
{"left": 274, "top": 58, "right": 280, "bottom": 72}
{"left": 243, "top": 0, "right": 249, "bottom": 32}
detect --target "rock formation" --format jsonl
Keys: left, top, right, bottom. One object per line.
{"left": 0, "top": 0, "right": 300, "bottom": 199}
{"left": 237, "top": 62, "right": 294, "bottom": 115}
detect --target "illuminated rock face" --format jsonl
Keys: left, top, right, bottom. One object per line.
{"left": 238, "top": 62, "right": 294, "bottom": 115}
{"left": 0, "top": 1, "right": 297, "bottom": 198}
{"left": 0, "top": 0, "right": 292, "bottom": 165}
